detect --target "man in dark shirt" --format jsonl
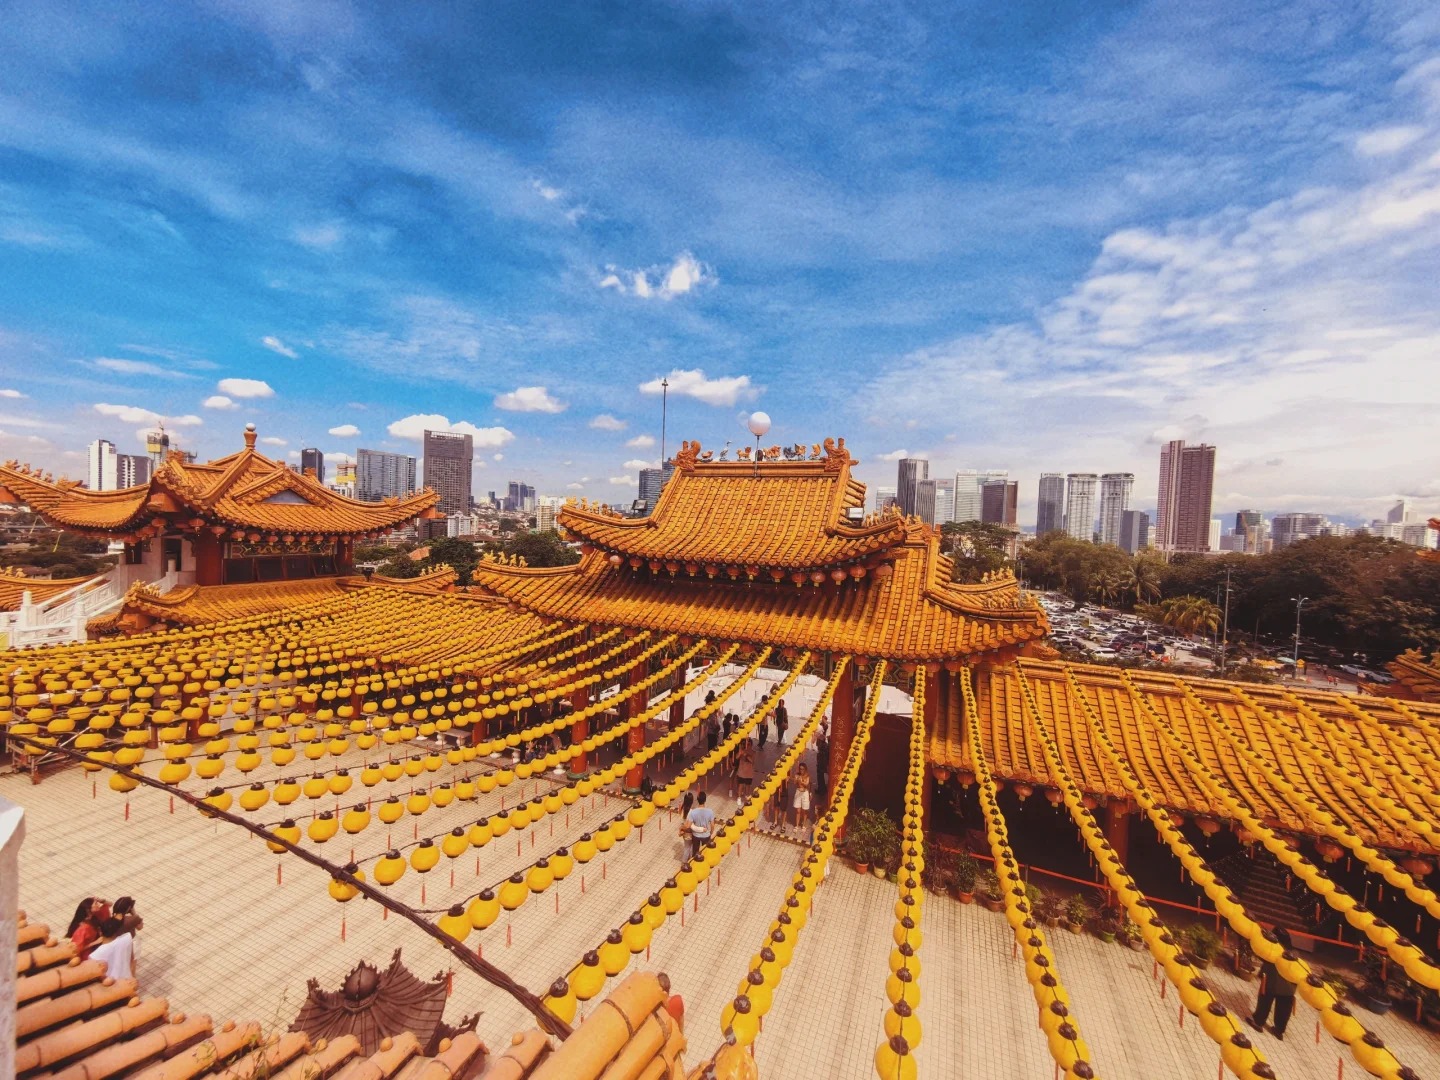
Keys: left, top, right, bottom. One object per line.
{"left": 814, "top": 724, "right": 830, "bottom": 802}
{"left": 1248, "top": 928, "right": 1296, "bottom": 1038}
{"left": 774, "top": 700, "right": 789, "bottom": 746}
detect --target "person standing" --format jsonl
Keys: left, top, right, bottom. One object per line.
{"left": 1248, "top": 928, "right": 1296, "bottom": 1039}
{"left": 814, "top": 724, "right": 830, "bottom": 803}
{"left": 735, "top": 738, "right": 756, "bottom": 799}
{"left": 685, "top": 792, "right": 715, "bottom": 862}
{"left": 791, "top": 762, "right": 813, "bottom": 835}
{"left": 757, "top": 714, "right": 769, "bottom": 750}
{"left": 705, "top": 713, "right": 720, "bottom": 753}
{"left": 774, "top": 700, "right": 789, "bottom": 747}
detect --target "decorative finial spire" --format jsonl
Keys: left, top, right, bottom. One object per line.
{"left": 243, "top": 422, "right": 257, "bottom": 449}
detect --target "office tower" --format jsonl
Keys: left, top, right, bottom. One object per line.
{"left": 356, "top": 448, "right": 418, "bottom": 502}
{"left": 116, "top": 454, "right": 149, "bottom": 488}
{"left": 1155, "top": 440, "right": 1216, "bottom": 552}
{"left": 87, "top": 440, "right": 117, "bottom": 490}
{"left": 1097, "top": 473, "right": 1134, "bottom": 547}
{"left": 896, "top": 458, "right": 929, "bottom": 517}
{"left": 980, "top": 480, "right": 1018, "bottom": 526}
{"left": 953, "top": 469, "right": 1008, "bottom": 522}
{"left": 329, "top": 461, "right": 357, "bottom": 498}
{"left": 1208, "top": 519, "right": 1222, "bottom": 551}
{"left": 1036, "top": 474, "right": 1065, "bottom": 535}
{"left": 1119, "top": 510, "right": 1150, "bottom": 554}
{"left": 1388, "top": 499, "right": 1411, "bottom": 525}
{"left": 914, "top": 479, "right": 937, "bottom": 525}
{"left": 1234, "top": 509, "right": 1262, "bottom": 554}
{"left": 504, "top": 481, "right": 537, "bottom": 513}
{"left": 873, "top": 486, "right": 897, "bottom": 514}
{"left": 638, "top": 468, "right": 671, "bottom": 514}
{"left": 300, "top": 448, "right": 325, "bottom": 484}
{"left": 422, "top": 430, "right": 473, "bottom": 516}
{"left": 1063, "top": 473, "right": 1098, "bottom": 541}
{"left": 931, "top": 479, "right": 954, "bottom": 524}
{"left": 1271, "top": 513, "right": 1330, "bottom": 549}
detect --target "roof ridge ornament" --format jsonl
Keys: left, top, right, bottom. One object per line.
{"left": 672, "top": 439, "right": 701, "bottom": 471}
{"left": 821, "top": 436, "right": 852, "bottom": 472}
{"left": 243, "top": 422, "right": 258, "bottom": 450}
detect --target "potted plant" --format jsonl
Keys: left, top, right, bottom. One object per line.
{"left": 1119, "top": 915, "right": 1146, "bottom": 950}
{"left": 1095, "top": 905, "right": 1121, "bottom": 943}
{"left": 1036, "top": 891, "right": 1066, "bottom": 928}
{"left": 920, "top": 847, "right": 951, "bottom": 895}
{"left": 1350, "top": 953, "right": 1394, "bottom": 1015}
{"left": 978, "top": 869, "right": 1005, "bottom": 912}
{"left": 1024, "top": 882, "right": 1042, "bottom": 914}
{"left": 1181, "top": 924, "right": 1221, "bottom": 969}
{"left": 845, "top": 807, "right": 901, "bottom": 878}
{"left": 953, "top": 854, "right": 978, "bottom": 903}
{"left": 1064, "top": 894, "right": 1091, "bottom": 933}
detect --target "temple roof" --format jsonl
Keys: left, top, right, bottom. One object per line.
{"left": 560, "top": 437, "right": 909, "bottom": 571}
{"left": 0, "top": 569, "right": 99, "bottom": 611}
{"left": 0, "top": 425, "right": 438, "bottom": 537}
{"left": 471, "top": 529, "right": 1046, "bottom": 662}
{"left": 121, "top": 577, "right": 356, "bottom": 626}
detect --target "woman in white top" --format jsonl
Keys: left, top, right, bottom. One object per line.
{"left": 90, "top": 913, "right": 142, "bottom": 981}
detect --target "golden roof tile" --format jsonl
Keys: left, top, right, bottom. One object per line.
{"left": 0, "top": 568, "right": 100, "bottom": 611}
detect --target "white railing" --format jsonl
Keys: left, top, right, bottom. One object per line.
{"left": 2, "top": 571, "right": 134, "bottom": 649}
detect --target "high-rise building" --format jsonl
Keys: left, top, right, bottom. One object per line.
{"left": 980, "top": 480, "right": 1018, "bottom": 526}
{"left": 637, "top": 467, "right": 673, "bottom": 514}
{"left": 1155, "top": 440, "right": 1216, "bottom": 553}
{"left": 329, "top": 461, "right": 357, "bottom": 499}
{"left": 1119, "top": 509, "right": 1150, "bottom": 554}
{"left": 1208, "top": 518, "right": 1222, "bottom": 551}
{"left": 300, "top": 448, "right": 325, "bottom": 484}
{"left": 1096, "top": 473, "right": 1133, "bottom": 547}
{"left": 914, "top": 479, "right": 938, "bottom": 526}
{"left": 423, "top": 430, "right": 473, "bottom": 516}
{"left": 536, "top": 496, "right": 564, "bottom": 532}
{"left": 954, "top": 469, "right": 1007, "bottom": 523}
{"left": 1234, "top": 509, "right": 1263, "bottom": 554}
{"left": 88, "top": 439, "right": 116, "bottom": 491}
{"left": 356, "top": 448, "right": 418, "bottom": 502}
{"left": 87, "top": 440, "right": 151, "bottom": 491}
{"left": 1271, "top": 513, "right": 1330, "bottom": 549}
{"left": 1063, "top": 473, "right": 1098, "bottom": 541}
{"left": 1036, "top": 474, "right": 1065, "bottom": 535}
{"left": 1388, "top": 499, "right": 1412, "bottom": 525}
{"left": 873, "top": 486, "right": 897, "bottom": 514}
{"left": 896, "top": 459, "right": 929, "bottom": 517}
{"left": 505, "top": 481, "right": 537, "bottom": 514}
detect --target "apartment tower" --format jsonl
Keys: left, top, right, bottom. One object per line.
{"left": 1155, "top": 440, "right": 1217, "bottom": 552}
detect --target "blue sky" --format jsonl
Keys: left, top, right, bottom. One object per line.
{"left": 1, "top": 0, "right": 1439, "bottom": 524}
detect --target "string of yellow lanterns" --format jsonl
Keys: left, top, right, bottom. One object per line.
{"left": 1013, "top": 668, "right": 1274, "bottom": 1080}
{"left": 1166, "top": 677, "right": 1440, "bottom": 939}
{"left": 874, "top": 667, "right": 926, "bottom": 1080}
{"left": 335, "top": 644, "right": 727, "bottom": 873}
{"left": 542, "top": 657, "right": 844, "bottom": 1026}
{"left": 1267, "top": 685, "right": 1440, "bottom": 826}
{"left": 330, "top": 648, "right": 776, "bottom": 912}
{"left": 962, "top": 667, "right": 1096, "bottom": 1078}
{"left": 1328, "top": 693, "right": 1440, "bottom": 794}
{"left": 1062, "top": 665, "right": 1420, "bottom": 1080}
{"left": 711, "top": 661, "right": 882, "bottom": 1057}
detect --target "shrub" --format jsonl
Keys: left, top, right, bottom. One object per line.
{"left": 953, "top": 854, "right": 979, "bottom": 894}
{"left": 844, "top": 808, "right": 902, "bottom": 871}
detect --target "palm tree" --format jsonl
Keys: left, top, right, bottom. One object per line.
{"left": 1091, "top": 571, "right": 1125, "bottom": 608}
{"left": 1158, "top": 595, "right": 1220, "bottom": 635}
{"left": 1126, "top": 556, "right": 1163, "bottom": 607}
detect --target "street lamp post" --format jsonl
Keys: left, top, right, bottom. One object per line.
{"left": 1291, "top": 596, "right": 1309, "bottom": 677}
{"left": 1219, "top": 568, "right": 1232, "bottom": 675}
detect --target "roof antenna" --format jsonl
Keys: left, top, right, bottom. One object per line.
{"left": 660, "top": 377, "right": 669, "bottom": 466}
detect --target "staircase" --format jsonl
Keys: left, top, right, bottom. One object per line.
{"left": 1, "top": 572, "right": 130, "bottom": 647}
{"left": 1212, "top": 849, "right": 1313, "bottom": 937}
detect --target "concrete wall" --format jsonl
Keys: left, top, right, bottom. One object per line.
{"left": 0, "top": 793, "right": 26, "bottom": 1080}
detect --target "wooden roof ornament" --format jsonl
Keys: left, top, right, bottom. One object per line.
{"left": 0, "top": 424, "right": 441, "bottom": 539}
{"left": 290, "top": 948, "right": 478, "bottom": 1057}
{"left": 471, "top": 436, "right": 1047, "bottom": 662}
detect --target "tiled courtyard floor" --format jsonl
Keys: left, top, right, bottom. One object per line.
{"left": 7, "top": 664, "right": 1439, "bottom": 1078}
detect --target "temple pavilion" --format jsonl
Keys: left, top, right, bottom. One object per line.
{"left": 3, "top": 434, "right": 1440, "bottom": 1080}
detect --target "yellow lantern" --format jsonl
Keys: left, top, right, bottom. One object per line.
{"left": 598, "top": 929, "right": 629, "bottom": 976}
{"left": 469, "top": 818, "right": 494, "bottom": 847}
{"left": 527, "top": 858, "right": 555, "bottom": 894}
{"left": 269, "top": 819, "right": 301, "bottom": 853}
{"left": 410, "top": 838, "right": 440, "bottom": 872}
{"left": 468, "top": 889, "right": 501, "bottom": 929}
{"left": 572, "top": 952, "right": 606, "bottom": 1001}
{"left": 498, "top": 873, "right": 528, "bottom": 911}
{"left": 438, "top": 904, "right": 471, "bottom": 943}
{"left": 378, "top": 797, "right": 404, "bottom": 824}
{"left": 622, "top": 912, "right": 652, "bottom": 954}
{"left": 342, "top": 805, "right": 371, "bottom": 834}
{"left": 239, "top": 783, "right": 270, "bottom": 812}
{"left": 308, "top": 811, "right": 339, "bottom": 843}
{"left": 543, "top": 978, "right": 578, "bottom": 1025}
{"left": 442, "top": 827, "right": 469, "bottom": 859}
{"left": 328, "top": 862, "right": 364, "bottom": 903}
{"left": 374, "top": 849, "right": 406, "bottom": 885}
{"left": 302, "top": 775, "right": 329, "bottom": 799}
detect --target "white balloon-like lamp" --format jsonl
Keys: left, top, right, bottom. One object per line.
{"left": 747, "top": 412, "right": 771, "bottom": 437}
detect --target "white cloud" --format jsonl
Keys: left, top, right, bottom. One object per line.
{"left": 566, "top": 482, "right": 584, "bottom": 490}
{"left": 94, "top": 357, "right": 190, "bottom": 378}
{"left": 598, "top": 252, "right": 714, "bottom": 300}
{"left": 625, "top": 434, "right": 656, "bottom": 449}
{"left": 878, "top": 449, "right": 910, "bottom": 462}
{"left": 0, "top": 389, "right": 25, "bottom": 399}
{"left": 293, "top": 223, "right": 343, "bottom": 250}
{"left": 624, "top": 458, "right": 659, "bottom": 470}
{"left": 609, "top": 474, "right": 635, "bottom": 486}
{"left": 1355, "top": 126, "right": 1425, "bottom": 157}
{"left": 387, "top": 413, "right": 515, "bottom": 449}
{"left": 532, "top": 179, "right": 562, "bottom": 201}
{"left": 217, "top": 377, "right": 275, "bottom": 399}
{"left": 261, "top": 336, "right": 298, "bottom": 359}
{"left": 328, "top": 423, "right": 360, "bottom": 437}
{"left": 260, "top": 436, "right": 287, "bottom": 447}
{"left": 326, "top": 451, "right": 355, "bottom": 465}
{"left": 590, "top": 414, "right": 628, "bottom": 432}
{"left": 94, "top": 403, "right": 161, "bottom": 424}
{"left": 169, "top": 414, "right": 203, "bottom": 427}
{"left": 638, "top": 369, "right": 757, "bottom": 407}
{"left": 493, "top": 453, "right": 504, "bottom": 461}
{"left": 203, "top": 395, "right": 237, "bottom": 410}
{"left": 495, "top": 385, "right": 566, "bottom": 413}
{"left": 287, "top": 450, "right": 301, "bottom": 460}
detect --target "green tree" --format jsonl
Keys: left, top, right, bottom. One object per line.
{"left": 426, "top": 537, "right": 480, "bottom": 583}
{"left": 375, "top": 557, "right": 423, "bottom": 579}
{"left": 939, "top": 521, "right": 1013, "bottom": 583}
{"left": 502, "top": 530, "right": 580, "bottom": 568}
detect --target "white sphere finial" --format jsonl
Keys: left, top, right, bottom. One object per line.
{"left": 245, "top": 422, "right": 256, "bottom": 432}
{"left": 747, "top": 411, "right": 771, "bottom": 437}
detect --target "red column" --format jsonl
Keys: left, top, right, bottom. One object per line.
{"left": 623, "top": 662, "right": 648, "bottom": 794}
{"left": 920, "top": 671, "right": 940, "bottom": 830}
{"left": 568, "top": 686, "right": 590, "bottom": 777}
{"left": 667, "top": 664, "right": 687, "bottom": 729}
{"left": 827, "top": 661, "right": 857, "bottom": 795}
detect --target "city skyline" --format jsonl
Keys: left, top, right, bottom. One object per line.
{"left": 0, "top": 3, "right": 1435, "bottom": 523}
